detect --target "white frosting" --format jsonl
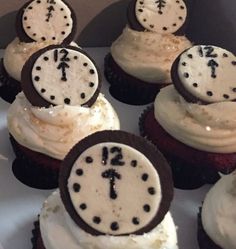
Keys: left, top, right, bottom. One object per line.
{"left": 111, "top": 26, "right": 191, "bottom": 83}
{"left": 154, "top": 85, "right": 236, "bottom": 153}
{"left": 178, "top": 45, "right": 236, "bottom": 103}
{"left": 22, "top": 0, "right": 73, "bottom": 43}
{"left": 31, "top": 47, "right": 99, "bottom": 106}
{"left": 68, "top": 142, "right": 161, "bottom": 235}
{"left": 3, "top": 38, "right": 78, "bottom": 81}
{"left": 135, "top": 0, "right": 187, "bottom": 33}
{"left": 202, "top": 171, "right": 236, "bottom": 249}
{"left": 40, "top": 190, "right": 178, "bottom": 249}
{"left": 7, "top": 93, "right": 120, "bottom": 160}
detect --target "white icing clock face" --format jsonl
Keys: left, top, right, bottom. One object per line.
{"left": 67, "top": 142, "right": 162, "bottom": 235}
{"left": 31, "top": 47, "right": 99, "bottom": 106}
{"left": 22, "top": 0, "right": 73, "bottom": 43}
{"left": 135, "top": 0, "right": 187, "bottom": 33}
{"left": 177, "top": 45, "right": 236, "bottom": 103}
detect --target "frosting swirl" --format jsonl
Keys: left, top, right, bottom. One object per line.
{"left": 111, "top": 26, "right": 191, "bottom": 83}
{"left": 3, "top": 38, "right": 78, "bottom": 82}
{"left": 7, "top": 93, "right": 120, "bottom": 160}
{"left": 154, "top": 85, "right": 236, "bottom": 153}
{"left": 202, "top": 171, "right": 236, "bottom": 249}
{"left": 40, "top": 191, "right": 178, "bottom": 249}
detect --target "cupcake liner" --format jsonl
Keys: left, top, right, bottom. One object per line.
{"left": 197, "top": 208, "right": 222, "bottom": 249}
{"left": 10, "top": 135, "right": 60, "bottom": 190}
{"left": 0, "top": 59, "right": 21, "bottom": 103}
{"left": 139, "top": 106, "right": 221, "bottom": 189}
{"left": 104, "top": 53, "right": 168, "bottom": 105}
{"left": 31, "top": 220, "right": 46, "bottom": 249}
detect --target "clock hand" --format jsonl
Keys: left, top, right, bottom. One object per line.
{"left": 57, "top": 61, "right": 70, "bottom": 81}
{"left": 207, "top": 59, "right": 219, "bottom": 78}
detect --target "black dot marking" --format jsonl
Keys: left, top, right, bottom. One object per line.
{"left": 138, "top": 9, "right": 143, "bottom": 12}
{"left": 41, "top": 37, "right": 46, "bottom": 41}
{"left": 163, "top": 27, "right": 168, "bottom": 31}
{"left": 232, "top": 88, "right": 236, "bottom": 93}
{"left": 182, "top": 62, "right": 187, "bottom": 66}
{"left": 180, "top": 5, "right": 185, "bottom": 9}
{"left": 187, "top": 54, "right": 193, "bottom": 59}
{"left": 89, "top": 82, "right": 95, "bottom": 88}
{"left": 158, "top": 11, "right": 163, "bottom": 14}
{"left": 150, "top": 25, "right": 154, "bottom": 29}
{"left": 212, "top": 75, "right": 217, "bottom": 79}
{"left": 36, "top": 0, "right": 41, "bottom": 3}
{"left": 207, "top": 91, "right": 213, "bottom": 97}
{"left": 143, "top": 204, "right": 150, "bottom": 212}
{"left": 90, "top": 69, "right": 95, "bottom": 74}
{"left": 232, "top": 61, "right": 236, "bottom": 65}
{"left": 143, "top": 19, "right": 147, "bottom": 22}
{"left": 34, "top": 76, "right": 40, "bottom": 81}
{"left": 41, "top": 88, "right": 46, "bottom": 93}
{"left": 28, "top": 6, "right": 33, "bottom": 10}
{"left": 33, "top": 33, "right": 36, "bottom": 36}
{"left": 176, "top": 0, "right": 180, "bottom": 3}
{"left": 61, "top": 31, "right": 65, "bottom": 35}
{"left": 52, "top": 37, "right": 56, "bottom": 40}
{"left": 93, "top": 216, "right": 101, "bottom": 224}
{"left": 50, "top": 96, "right": 55, "bottom": 100}
{"left": 80, "top": 203, "right": 87, "bottom": 210}
{"left": 85, "top": 156, "right": 93, "bottom": 163}
{"left": 64, "top": 16, "right": 68, "bottom": 19}
{"left": 36, "top": 66, "right": 41, "bottom": 71}
{"left": 184, "top": 73, "right": 189, "bottom": 78}
{"left": 173, "top": 23, "right": 177, "bottom": 27}
{"left": 223, "top": 53, "right": 228, "bottom": 57}
{"left": 81, "top": 93, "right": 85, "bottom": 99}
{"left": 24, "top": 17, "right": 27, "bottom": 21}
{"left": 110, "top": 222, "right": 119, "bottom": 231}
{"left": 223, "top": 94, "right": 230, "bottom": 99}
{"left": 142, "top": 173, "right": 149, "bottom": 181}
{"left": 76, "top": 169, "right": 83, "bottom": 176}
{"left": 131, "top": 160, "right": 137, "bottom": 167}
{"left": 66, "top": 23, "right": 70, "bottom": 26}
{"left": 64, "top": 98, "right": 71, "bottom": 105}
{"left": 193, "top": 83, "right": 198, "bottom": 88}
{"left": 132, "top": 217, "right": 140, "bottom": 225}
{"left": 73, "top": 183, "right": 80, "bottom": 192}
{"left": 74, "top": 56, "right": 78, "bottom": 60}
{"left": 60, "top": 8, "right": 64, "bottom": 11}
{"left": 83, "top": 63, "right": 88, "bottom": 67}
{"left": 148, "top": 187, "right": 156, "bottom": 195}
{"left": 27, "top": 26, "right": 31, "bottom": 29}
{"left": 179, "top": 16, "right": 183, "bottom": 20}
{"left": 139, "top": 1, "right": 144, "bottom": 4}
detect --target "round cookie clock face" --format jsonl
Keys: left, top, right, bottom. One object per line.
{"left": 16, "top": 0, "right": 76, "bottom": 44}
{"left": 21, "top": 45, "right": 101, "bottom": 108}
{"left": 59, "top": 131, "right": 173, "bottom": 236}
{"left": 127, "top": 0, "right": 187, "bottom": 34}
{"left": 172, "top": 45, "right": 236, "bottom": 104}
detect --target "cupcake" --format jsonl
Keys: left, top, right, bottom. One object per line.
{"left": 140, "top": 45, "right": 236, "bottom": 189}
{"left": 104, "top": 0, "right": 192, "bottom": 105}
{"left": 0, "top": 0, "right": 77, "bottom": 103}
{"left": 32, "top": 130, "right": 178, "bottom": 249}
{"left": 198, "top": 171, "right": 236, "bottom": 249}
{"left": 7, "top": 45, "right": 120, "bottom": 189}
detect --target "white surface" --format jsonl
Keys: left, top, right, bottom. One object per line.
{"left": 0, "top": 48, "right": 210, "bottom": 249}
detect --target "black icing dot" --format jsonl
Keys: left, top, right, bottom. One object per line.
{"left": 110, "top": 222, "right": 119, "bottom": 231}
{"left": 27, "top": 26, "right": 31, "bottom": 29}
{"left": 176, "top": 0, "right": 180, "bottom": 3}
{"left": 223, "top": 94, "right": 230, "bottom": 99}
{"left": 36, "top": 66, "right": 41, "bottom": 71}
{"left": 193, "top": 83, "right": 198, "bottom": 88}
{"left": 24, "top": 17, "right": 27, "bottom": 21}
{"left": 50, "top": 95, "right": 55, "bottom": 100}
{"left": 223, "top": 53, "right": 228, "bottom": 57}
{"left": 61, "top": 31, "right": 66, "bottom": 35}
{"left": 90, "top": 69, "right": 95, "bottom": 74}
{"left": 162, "top": 27, "right": 168, "bottom": 31}
{"left": 182, "top": 62, "right": 187, "bottom": 66}
{"left": 232, "top": 61, "right": 236, "bottom": 65}
{"left": 187, "top": 54, "right": 193, "bottom": 59}
{"left": 60, "top": 8, "right": 64, "bottom": 11}
{"left": 83, "top": 63, "right": 88, "bottom": 67}
{"left": 93, "top": 216, "right": 101, "bottom": 224}
{"left": 180, "top": 5, "right": 185, "bottom": 9}
{"left": 143, "top": 204, "right": 150, "bottom": 212}
{"left": 64, "top": 98, "right": 71, "bottom": 105}
{"left": 76, "top": 169, "right": 83, "bottom": 176}
{"left": 212, "top": 75, "right": 217, "bottom": 79}
{"left": 139, "top": 1, "right": 144, "bottom": 4}
{"left": 143, "top": 19, "right": 147, "bottom": 22}
{"left": 89, "top": 82, "right": 95, "bottom": 88}
{"left": 132, "top": 217, "right": 140, "bottom": 225}
{"left": 148, "top": 187, "right": 156, "bottom": 195}
{"left": 41, "top": 37, "right": 46, "bottom": 41}
{"left": 36, "top": 0, "right": 41, "bottom": 3}
{"left": 131, "top": 160, "right": 137, "bottom": 167}
{"left": 41, "top": 88, "right": 46, "bottom": 93}
{"left": 73, "top": 183, "right": 81, "bottom": 192}
{"left": 184, "top": 73, "right": 189, "bottom": 78}
{"left": 142, "top": 173, "right": 149, "bottom": 181}
{"left": 150, "top": 25, "right": 154, "bottom": 29}
{"left": 74, "top": 56, "right": 78, "bottom": 60}
{"left": 138, "top": 9, "right": 143, "bottom": 12}
{"left": 158, "top": 11, "right": 163, "bottom": 14}
{"left": 34, "top": 76, "right": 40, "bottom": 81}
{"left": 85, "top": 156, "right": 93, "bottom": 163}
{"left": 66, "top": 23, "right": 70, "bottom": 26}
{"left": 28, "top": 6, "right": 33, "bottom": 10}
{"left": 207, "top": 91, "right": 213, "bottom": 97}
{"left": 80, "top": 203, "right": 87, "bottom": 210}
{"left": 33, "top": 33, "right": 36, "bottom": 36}
{"left": 81, "top": 93, "right": 85, "bottom": 99}
{"left": 173, "top": 23, "right": 177, "bottom": 27}
{"left": 52, "top": 37, "right": 56, "bottom": 40}
{"left": 64, "top": 16, "right": 68, "bottom": 19}
{"left": 179, "top": 16, "right": 183, "bottom": 20}
{"left": 232, "top": 88, "right": 236, "bottom": 93}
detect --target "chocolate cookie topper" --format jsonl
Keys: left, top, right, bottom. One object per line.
{"left": 127, "top": 0, "right": 188, "bottom": 35}
{"left": 21, "top": 45, "right": 101, "bottom": 108}
{"left": 16, "top": 0, "right": 77, "bottom": 44}
{"left": 171, "top": 45, "right": 236, "bottom": 104}
{"left": 59, "top": 130, "right": 173, "bottom": 236}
